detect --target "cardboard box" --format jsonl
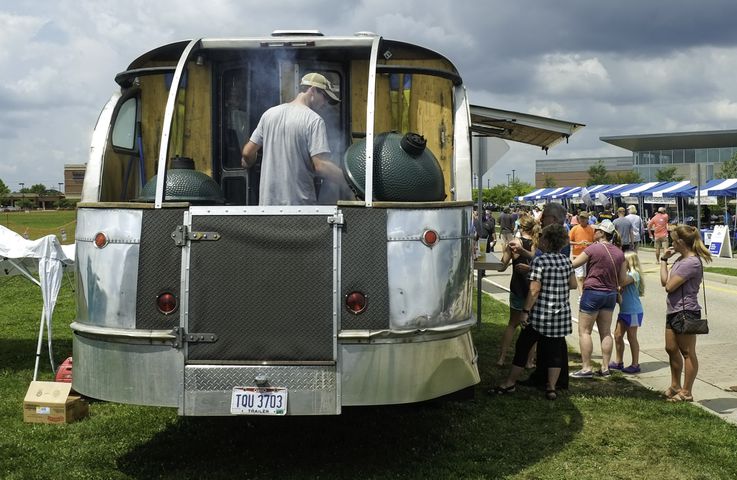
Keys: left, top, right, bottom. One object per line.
{"left": 23, "top": 381, "right": 89, "bottom": 424}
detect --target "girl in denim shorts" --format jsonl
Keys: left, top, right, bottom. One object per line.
{"left": 610, "top": 251, "right": 645, "bottom": 374}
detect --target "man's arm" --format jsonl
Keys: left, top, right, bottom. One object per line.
{"left": 312, "top": 154, "right": 347, "bottom": 185}
{"left": 241, "top": 141, "right": 261, "bottom": 168}
{"left": 520, "top": 280, "right": 541, "bottom": 327}
{"left": 508, "top": 238, "right": 534, "bottom": 260}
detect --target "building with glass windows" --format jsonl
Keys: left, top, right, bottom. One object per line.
{"left": 534, "top": 130, "right": 737, "bottom": 187}
{"left": 535, "top": 156, "right": 631, "bottom": 187}
{"left": 601, "top": 130, "right": 737, "bottom": 182}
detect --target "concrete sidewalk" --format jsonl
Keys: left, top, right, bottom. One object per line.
{"left": 622, "top": 246, "right": 737, "bottom": 424}
{"left": 478, "top": 253, "right": 737, "bottom": 426}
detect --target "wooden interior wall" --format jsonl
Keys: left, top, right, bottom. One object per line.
{"left": 350, "top": 59, "right": 455, "bottom": 200}
{"left": 279, "top": 61, "right": 298, "bottom": 103}
{"left": 138, "top": 61, "right": 213, "bottom": 182}
{"left": 180, "top": 62, "right": 212, "bottom": 175}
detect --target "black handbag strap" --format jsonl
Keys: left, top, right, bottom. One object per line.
{"left": 700, "top": 260, "right": 708, "bottom": 317}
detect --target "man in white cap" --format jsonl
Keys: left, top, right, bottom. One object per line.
{"left": 625, "top": 205, "right": 643, "bottom": 251}
{"left": 242, "top": 72, "right": 346, "bottom": 205}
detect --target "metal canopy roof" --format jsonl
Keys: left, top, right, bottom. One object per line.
{"left": 470, "top": 105, "right": 584, "bottom": 151}
{"left": 601, "top": 130, "right": 737, "bottom": 151}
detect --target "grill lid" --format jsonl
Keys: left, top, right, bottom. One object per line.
{"left": 343, "top": 132, "right": 445, "bottom": 202}
{"left": 138, "top": 156, "right": 225, "bottom": 204}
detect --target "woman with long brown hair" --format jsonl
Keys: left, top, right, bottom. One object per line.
{"left": 496, "top": 214, "right": 541, "bottom": 366}
{"left": 570, "top": 220, "right": 628, "bottom": 378}
{"left": 660, "top": 225, "right": 712, "bottom": 402}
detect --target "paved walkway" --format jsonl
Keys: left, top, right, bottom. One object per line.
{"left": 478, "top": 246, "right": 737, "bottom": 425}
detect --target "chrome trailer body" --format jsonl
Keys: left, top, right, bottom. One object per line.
{"left": 71, "top": 33, "right": 480, "bottom": 415}
{"left": 72, "top": 203, "right": 477, "bottom": 415}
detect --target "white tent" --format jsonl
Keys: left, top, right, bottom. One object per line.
{"left": 0, "top": 225, "right": 75, "bottom": 380}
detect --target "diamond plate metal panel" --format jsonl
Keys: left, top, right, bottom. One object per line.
{"left": 340, "top": 207, "right": 389, "bottom": 330}
{"left": 136, "top": 209, "right": 185, "bottom": 330}
{"left": 187, "top": 215, "right": 334, "bottom": 361}
{"left": 185, "top": 365, "right": 336, "bottom": 392}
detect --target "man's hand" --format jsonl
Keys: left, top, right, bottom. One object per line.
{"left": 513, "top": 263, "right": 530, "bottom": 275}
{"left": 241, "top": 141, "right": 260, "bottom": 168}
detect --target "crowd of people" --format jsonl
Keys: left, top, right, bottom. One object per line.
{"left": 473, "top": 202, "right": 712, "bottom": 402}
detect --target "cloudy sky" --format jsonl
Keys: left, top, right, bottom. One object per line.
{"left": 3, "top": 0, "right": 737, "bottom": 192}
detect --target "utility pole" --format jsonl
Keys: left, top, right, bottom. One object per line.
{"left": 18, "top": 182, "right": 24, "bottom": 209}
{"left": 506, "top": 173, "right": 511, "bottom": 185}
{"left": 511, "top": 169, "right": 516, "bottom": 184}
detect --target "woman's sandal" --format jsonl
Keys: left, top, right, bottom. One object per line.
{"left": 493, "top": 384, "right": 516, "bottom": 395}
{"left": 662, "top": 387, "right": 680, "bottom": 399}
{"left": 545, "top": 389, "right": 557, "bottom": 401}
{"left": 667, "top": 392, "right": 694, "bottom": 403}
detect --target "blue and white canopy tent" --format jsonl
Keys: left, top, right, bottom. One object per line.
{"left": 651, "top": 180, "right": 694, "bottom": 198}
{"left": 650, "top": 181, "right": 695, "bottom": 222}
{"left": 570, "top": 184, "right": 611, "bottom": 209}
{"left": 516, "top": 187, "right": 547, "bottom": 202}
{"left": 595, "top": 183, "right": 636, "bottom": 208}
{"left": 695, "top": 179, "right": 737, "bottom": 237}
{"left": 698, "top": 178, "right": 737, "bottom": 197}
{"left": 615, "top": 181, "right": 668, "bottom": 222}
{"left": 536, "top": 186, "right": 569, "bottom": 202}
{"left": 550, "top": 186, "right": 582, "bottom": 200}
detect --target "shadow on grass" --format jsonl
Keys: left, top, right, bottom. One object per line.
{"left": 116, "top": 320, "right": 585, "bottom": 479}
{"left": 0, "top": 338, "right": 73, "bottom": 373}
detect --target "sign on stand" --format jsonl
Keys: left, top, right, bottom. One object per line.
{"left": 708, "top": 224, "right": 733, "bottom": 258}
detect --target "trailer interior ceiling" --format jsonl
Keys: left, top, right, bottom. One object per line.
{"left": 470, "top": 105, "right": 584, "bottom": 152}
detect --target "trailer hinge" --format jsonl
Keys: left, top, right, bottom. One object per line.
{"left": 171, "top": 225, "right": 221, "bottom": 246}
{"left": 172, "top": 326, "right": 218, "bottom": 348}
{"left": 327, "top": 213, "right": 344, "bottom": 226}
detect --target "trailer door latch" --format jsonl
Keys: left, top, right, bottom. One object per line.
{"left": 172, "top": 327, "right": 218, "bottom": 348}
{"left": 171, "top": 225, "right": 221, "bottom": 246}
{"left": 327, "top": 213, "right": 344, "bottom": 225}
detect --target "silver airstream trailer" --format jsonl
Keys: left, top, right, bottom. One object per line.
{"left": 71, "top": 31, "right": 580, "bottom": 415}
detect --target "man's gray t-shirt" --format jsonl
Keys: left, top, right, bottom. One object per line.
{"left": 613, "top": 216, "right": 634, "bottom": 245}
{"left": 250, "top": 103, "right": 330, "bottom": 205}
{"left": 625, "top": 213, "right": 643, "bottom": 242}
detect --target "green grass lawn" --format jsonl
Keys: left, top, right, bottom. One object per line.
{"left": 1, "top": 276, "right": 736, "bottom": 479}
{"left": 1, "top": 210, "right": 76, "bottom": 243}
{"left": 704, "top": 267, "right": 737, "bottom": 277}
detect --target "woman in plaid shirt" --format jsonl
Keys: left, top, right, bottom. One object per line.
{"left": 494, "top": 224, "right": 577, "bottom": 400}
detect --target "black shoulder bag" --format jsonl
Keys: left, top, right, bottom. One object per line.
{"left": 670, "top": 261, "right": 709, "bottom": 335}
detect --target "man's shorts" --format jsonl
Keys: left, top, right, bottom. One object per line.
{"left": 580, "top": 289, "right": 617, "bottom": 313}
{"left": 654, "top": 236, "right": 669, "bottom": 249}
{"left": 617, "top": 312, "right": 643, "bottom": 327}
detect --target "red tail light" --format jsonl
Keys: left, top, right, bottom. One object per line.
{"left": 345, "top": 291, "right": 367, "bottom": 314}
{"left": 157, "top": 292, "right": 178, "bottom": 315}
{"left": 94, "top": 232, "right": 108, "bottom": 248}
{"left": 421, "top": 229, "right": 439, "bottom": 247}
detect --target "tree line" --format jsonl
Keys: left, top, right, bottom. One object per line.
{"left": 0, "top": 179, "right": 74, "bottom": 209}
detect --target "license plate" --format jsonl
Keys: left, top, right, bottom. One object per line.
{"left": 230, "top": 387, "right": 287, "bottom": 415}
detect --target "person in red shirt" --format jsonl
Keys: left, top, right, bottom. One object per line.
{"left": 648, "top": 207, "right": 670, "bottom": 262}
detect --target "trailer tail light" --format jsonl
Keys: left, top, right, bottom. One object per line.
{"left": 94, "top": 232, "right": 108, "bottom": 248}
{"left": 157, "top": 292, "right": 178, "bottom": 315}
{"left": 345, "top": 291, "right": 367, "bottom": 314}
{"left": 421, "top": 229, "right": 439, "bottom": 247}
